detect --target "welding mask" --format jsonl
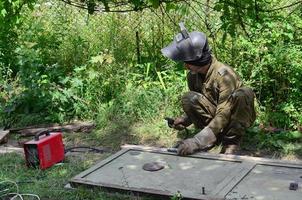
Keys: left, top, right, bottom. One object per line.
{"left": 161, "top": 22, "right": 211, "bottom": 67}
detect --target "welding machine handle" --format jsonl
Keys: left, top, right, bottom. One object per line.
{"left": 34, "top": 129, "right": 50, "bottom": 141}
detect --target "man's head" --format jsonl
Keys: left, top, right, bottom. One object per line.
{"left": 161, "top": 22, "right": 212, "bottom": 70}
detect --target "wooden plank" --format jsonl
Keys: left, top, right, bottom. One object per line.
{"left": 0, "top": 146, "right": 23, "bottom": 154}
{"left": 10, "top": 121, "right": 96, "bottom": 136}
{"left": 0, "top": 130, "right": 9, "bottom": 143}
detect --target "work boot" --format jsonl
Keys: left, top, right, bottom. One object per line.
{"left": 219, "top": 121, "right": 244, "bottom": 155}
{"left": 220, "top": 144, "right": 240, "bottom": 155}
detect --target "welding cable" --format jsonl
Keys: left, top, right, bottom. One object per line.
{"left": 64, "top": 146, "right": 111, "bottom": 154}
{"left": 10, "top": 193, "right": 40, "bottom": 200}
{"left": 7, "top": 193, "right": 23, "bottom": 200}
{"left": 0, "top": 180, "right": 19, "bottom": 195}
{"left": 0, "top": 180, "right": 40, "bottom": 200}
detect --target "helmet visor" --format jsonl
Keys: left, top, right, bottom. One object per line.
{"left": 162, "top": 38, "right": 199, "bottom": 61}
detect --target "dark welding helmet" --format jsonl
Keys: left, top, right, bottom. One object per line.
{"left": 161, "top": 22, "right": 211, "bottom": 66}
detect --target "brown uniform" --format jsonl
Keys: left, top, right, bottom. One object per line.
{"left": 181, "top": 57, "right": 256, "bottom": 145}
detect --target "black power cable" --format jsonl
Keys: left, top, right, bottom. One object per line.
{"left": 64, "top": 146, "right": 111, "bottom": 154}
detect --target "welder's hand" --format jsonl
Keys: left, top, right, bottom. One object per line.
{"left": 173, "top": 117, "right": 187, "bottom": 130}
{"left": 177, "top": 138, "right": 199, "bottom": 156}
{"left": 177, "top": 127, "right": 216, "bottom": 156}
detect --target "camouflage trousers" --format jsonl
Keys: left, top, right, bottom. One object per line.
{"left": 181, "top": 87, "right": 256, "bottom": 145}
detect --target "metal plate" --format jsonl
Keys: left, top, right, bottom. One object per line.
{"left": 72, "top": 149, "right": 240, "bottom": 199}
{"left": 226, "top": 164, "right": 302, "bottom": 200}
{"left": 70, "top": 145, "right": 302, "bottom": 200}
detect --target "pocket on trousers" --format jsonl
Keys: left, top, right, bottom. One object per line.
{"left": 193, "top": 93, "right": 216, "bottom": 118}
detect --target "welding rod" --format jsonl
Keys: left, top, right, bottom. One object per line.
{"left": 167, "top": 148, "right": 178, "bottom": 153}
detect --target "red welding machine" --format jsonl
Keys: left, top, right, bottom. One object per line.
{"left": 24, "top": 131, "right": 65, "bottom": 169}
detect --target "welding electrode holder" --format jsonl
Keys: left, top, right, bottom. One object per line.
{"left": 164, "top": 117, "right": 190, "bottom": 137}
{"left": 164, "top": 117, "right": 175, "bottom": 128}
{"left": 34, "top": 129, "right": 50, "bottom": 141}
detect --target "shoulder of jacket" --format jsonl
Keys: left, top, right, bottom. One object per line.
{"left": 214, "top": 60, "right": 234, "bottom": 75}
{"left": 218, "top": 67, "right": 228, "bottom": 76}
{"left": 216, "top": 63, "right": 231, "bottom": 76}
{"left": 211, "top": 60, "right": 227, "bottom": 76}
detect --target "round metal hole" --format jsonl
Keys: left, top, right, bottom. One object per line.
{"left": 142, "top": 162, "right": 165, "bottom": 172}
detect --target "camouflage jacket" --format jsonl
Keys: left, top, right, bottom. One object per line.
{"left": 187, "top": 57, "right": 243, "bottom": 135}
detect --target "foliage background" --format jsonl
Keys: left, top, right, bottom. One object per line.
{"left": 0, "top": 1, "right": 302, "bottom": 199}
{"left": 1, "top": 0, "right": 301, "bottom": 154}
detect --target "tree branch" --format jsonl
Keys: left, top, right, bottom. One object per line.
{"left": 160, "top": 3, "right": 178, "bottom": 27}
{"left": 183, "top": 0, "right": 208, "bottom": 27}
{"left": 261, "top": 1, "right": 302, "bottom": 12}
{"left": 60, "top": 0, "right": 186, "bottom": 13}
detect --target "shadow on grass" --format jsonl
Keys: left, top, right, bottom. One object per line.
{"left": 241, "top": 126, "right": 302, "bottom": 159}
{"left": 85, "top": 115, "right": 180, "bottom": 152}
{"left": 93, "top": 117, "right": 140, "bottom": 151}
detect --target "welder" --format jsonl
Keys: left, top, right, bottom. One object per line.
{"left": 162, "top": 23, "right": 256, "bottom": 155}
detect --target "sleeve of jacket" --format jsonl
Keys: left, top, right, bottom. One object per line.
{"left": 207, "top": 69, "right": 237, "bottom": 135}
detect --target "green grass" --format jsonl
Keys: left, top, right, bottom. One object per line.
{"left": 0, "top": 118, "right": 181, "bottom": 200}
{"left": 241, "top": 127, "right": 302, "bottom": 159}
{"left": 0, "top": 151, "right": 156, "bottom": 200}
{"left": 1, "top": 120, "right": 301, "bottom": 200}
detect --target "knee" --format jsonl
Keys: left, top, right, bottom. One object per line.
{"left": 231, "top": 87, "right": 256, "bottom": 127}
{"left": 232, "top": 87, "right": 255, "bottom": 105}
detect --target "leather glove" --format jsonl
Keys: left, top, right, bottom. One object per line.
{"left": 177, "top": 127, "right": 216, "bottom": 156}
{"left": 173, "top": 117, "right": 186, "bottom": 130}
{"left": 173, "top": 116, "right": 191, "bottom": 130}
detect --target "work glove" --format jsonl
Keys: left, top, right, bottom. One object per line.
{"left": 173, "top": 116, "right": 191, "bottom": 130}
{"left": 177, "top": 127, "right": 216, "bottom": 156}
{"left": 172, "top": 117, "right": 186, "bottom": 130}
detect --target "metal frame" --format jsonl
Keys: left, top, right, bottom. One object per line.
{"left": 70, "top": 145, "right": 302, "bottom": 200}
